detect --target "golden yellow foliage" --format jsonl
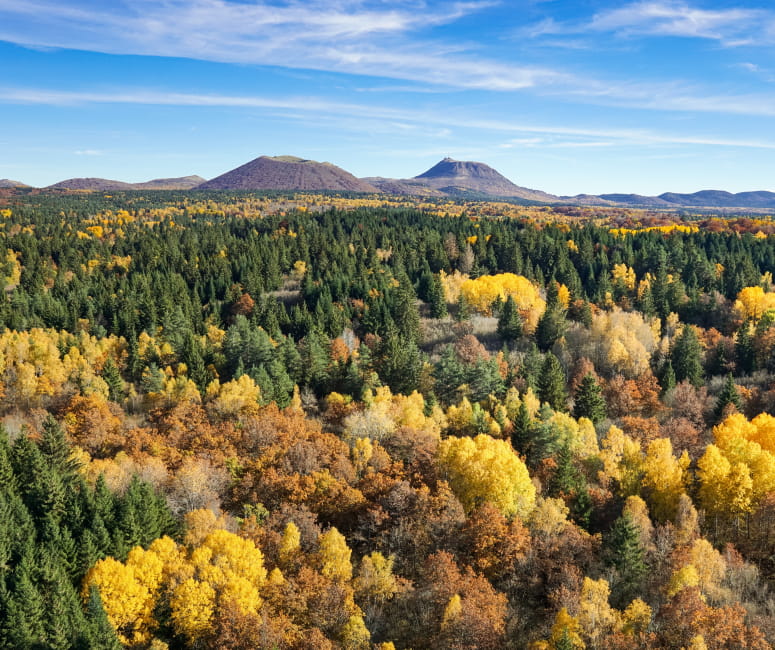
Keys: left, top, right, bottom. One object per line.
{"left": 577, "top": 577, "right": 618, "bottom": 646}
{"left": 711, "top": 413, "right": 775, "bottom": 506}
{"left": 438, "top": 434, "right": 536, "bottom": 519}
{"left": 85, "top": 530, "right": 267, "bottom": 645}
{"left": 641, "top": 438, "right": 689, "bottom": 522}
{"left": 439, "top": 269, "right": 468, "bottom": 303}
{"left": 621, "top": 598, "right": 651, "bottom": 635}
{"left": 735, "top": 286, "right": 775, "bottom": 321}
{"left": 546, "top": 412, "right": 599, "bottom": 459}
{"left": 170, "top": 578, "right": 216, "bottom": 643}
{"left": 318, "top": 527, "right": 353, "bottom": 582}
{"left": 565, "top": 308, "right": 658, "bottom": 378}
{"left": 354, "top": 552, "right": 399, "bottom": 603}
{"left": 612, "top": 263, "right": 636, "bottom": 291}
{"left": 460, "top": 273, "right": 546, "bottom": 331}
{"left": 529, "top": 497, "right": 571, "bottom": 539}
{"left": 83, "top": 557, "right": 156, "bottom": 645}
{"left": 550, "top": 607, "right": 585, "bottom": 649}
{"left": 279, "top": 522, "right": 301, "bottom": 568}
{"left": 205, "top": 374, "right": 261, "bottom": 418}
{"left": 340, "top": 614, "right": 371, "bottom": 649}
{"left": 667, "top": 564, "right": 700, "bottom": 598}
{"left": 599, "top": 426, "right": 643, "bottom": 497}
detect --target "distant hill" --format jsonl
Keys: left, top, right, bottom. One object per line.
{"left": 46, "top": 175, "right": 206, "bottom": 191}
{"left": 368, "top": 158, "right": 559, "bottom": 202}
{"left": 134, "top": 175, "right": 206, "bottom": 190}
{"left": 597, "top": 194, "right": 674, "bottom": 207}
{"left": 46, "top": 178, "right": 134, "bottom": 191}
{"left": 657, "top": 190, "right": 775, "bottom": 209}
{"left": 0, "top": 179, "right": 29, "bottom": 189}
{"left": 197, "top": 156, "right": 379, "bottom": 192}
{"left": 363, "top": 177, "right": 445, "bottom": 197}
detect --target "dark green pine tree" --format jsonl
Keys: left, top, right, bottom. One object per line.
{"left": 496, "top": 295, "right": 522, "bottom": 342}
{"left": 605, "top": 513, "right": 648, "bottom": 607}
{"left": 538, "top": 352, "right": 567, "bottom": 412}
{"left": 433, "top": 345, "right": 466, "bottom": 405}
{"left": 671, "top": 324, "right": 704, "bottom": 387}
{"left": 572, "top": 373, "right": 607, "bottom": 425}
{"left": 455, "top": 292, "right": 471, "bottom": 322}
{"left": 179, "top": 331, "right": 210, "bottom": 394}
{"left": 4, "top": 553, "right": 47, "bottom": 648}
{"left": 427, "top": 273, "right": 448, "bottom": 319}
{"left": 39, "top": 415, "right": 81, "bottom": 486}
{"left": 83, "top": 585, "right": 122, "bottom": 650}
{"left": 510, "top": 400, "right": 532, "bottom": 458}
{"left": 40, "top": 558, "right": 89, "bottom": 650}
{"left": 660, "top": 359, "right": 676, "bottom": 394}
{"left": 100, "top": 357, "right": 124, "bottom": 403}
{"left": 714, "top": 373, "right": 742, "bottom": 422}
{"left": 735, "top": 322, "right": 756, "bottom": 374}
{"left": 549, "top": 442, "right": 583, "bottom": 496}
{"left": 376, "top": 327, "right": 423, "bottom": 396}
{"left": 391, "top": 274, "right": 421, "bottom": 344}
{"left": 535, "top": 283, "right": 567, "bottom": 351}
{"left": 518, "top": 343, "right": 543, "bottom": 393}
{"left": 125, "top": 330, "right": 144, "bottom": 383}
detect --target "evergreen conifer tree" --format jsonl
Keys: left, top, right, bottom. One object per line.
{"left": 100, "top": 358, "right": 124, "bottom": 403}
{"left": 606, "top": 513, "right": 648, "bottom": 606}
{"left": 538, "top": 353, "right": 567, "bottom": 411}
{"left": 714, "top": 373, "right": 742, "bottom": 422}
{"left": 572, "top": 373, "right": 607, "bottom": 425}
{"left": 497, "top": 295, "right": 522, "bottom": 342}
{"left": 671, "top": 324, "right": 704, "bottom": 387}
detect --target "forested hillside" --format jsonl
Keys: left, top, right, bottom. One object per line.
{"left": 0, "top": 190, "right": 774, "bottom": 648}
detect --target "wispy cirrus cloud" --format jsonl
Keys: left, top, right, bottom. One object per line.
{"left": 0, "top": 0, "right": 564, "bottom": 91}
{"left": 5, "top": 85, "right": 775, "bottom": 151}
{"left": 528, "top": 1, "right": 775, "bottom": 46}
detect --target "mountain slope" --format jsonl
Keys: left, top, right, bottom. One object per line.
{"left": 0, "top": 179, "right": 29, "bottom": 189}
{"left": 197, "top": 156, "right": 378, "bottom": 192}
{"left": 410, "top": 158, "right": 558, "bottom": 202}
{"left": 46, "top": 176, "right": 206, "bottom": 191}
{"left": 134, "top": 175, "right": 206, "bottom": 190}
{"left": 46, "top": 178, "right": 134, "bottom": 191}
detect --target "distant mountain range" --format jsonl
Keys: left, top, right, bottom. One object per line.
{"left": 6, "top": 156, "right": 775, "bottom": 210}
{"left": 45, "top": 175, "right": 206, "bottom": 191}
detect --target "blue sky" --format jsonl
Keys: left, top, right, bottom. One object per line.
{"left": 1, "top": 0, "right": 775, "bottom": 195}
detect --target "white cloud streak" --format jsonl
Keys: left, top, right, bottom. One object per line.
{"left": 0, "top": 0, "right": 563, "bottom": 91}
{"left": 4, "top": 85, "right": 775, "bottom": 151}
{"left": 531, "top": 1, "right": 775, "bottom": 46}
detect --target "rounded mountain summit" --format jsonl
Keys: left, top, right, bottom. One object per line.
{"left": 196, "top": 156, "right": 379, "bottom": 192}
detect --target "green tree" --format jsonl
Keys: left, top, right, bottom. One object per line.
{"left": 713, "top": 373, "right": 742, "bottom": 422}
{"left": 427, "top": 273, "right": 448, "bottom": 319}
{"left": 572, "top": 373, "right": 607, "bottom": 425}
{"left": 100, "top": 358, "right": 125, "bottom": 403}
{"left": 496, "top": 295, "right": 522, "bottom": 342}
{"left": 671, "top": 324, "right": 704, "bottom": 387}
{"left": 538, "top": 352, "right": 567, "bottom": 412}
{"left": 605, "top": 513, "right": 647, "bottom": 607}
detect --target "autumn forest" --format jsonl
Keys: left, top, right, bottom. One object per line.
{"left": 1, "top": 189, "right": 775, "bottom": 649}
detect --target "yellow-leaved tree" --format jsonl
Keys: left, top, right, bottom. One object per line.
{"left": 438, "top": 434, "right": 536, "bottom": 519}
{"left": 640, "top": 438, "right": 689, "bottom": 522}
{"left": 84, "top": 530, "right": 267, "bottom": 645}
{"left": 735, "top": 286, "right": 775, "bottom": 321}
{"left": 460, "top": 273, "right": 546, "bottom": 332}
